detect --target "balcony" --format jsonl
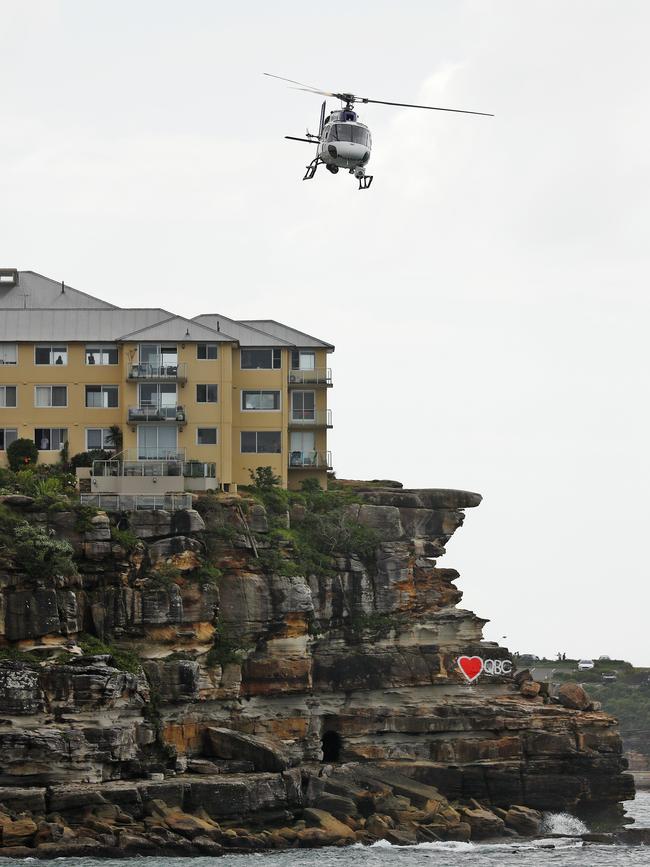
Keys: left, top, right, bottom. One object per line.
{"left": 289, "top": 409, "right": 333, "bottom": 428}
{"left": 128, "top": 404, "right": 187, "bottom": 424}
{"left": 289, "top": 450, "right": 332, "bottom": 469}
{"left": 128, "top": 362, "right": 187, "bottom": 382}
{"left": 88, "top": 449, "right": 218, "bottom": 495}
{"left": 288, "top": 368, "right": 332, "bottom": 386}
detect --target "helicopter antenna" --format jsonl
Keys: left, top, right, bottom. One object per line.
{"left": 263, "top": 72, "right": 493, "bottom": 117}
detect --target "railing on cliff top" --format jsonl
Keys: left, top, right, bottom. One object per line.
{"left": 80, "top": 493, "right": 193, "bottom": 511}
{"left": 91, "top": 459, "right": 216, "bottom": 478}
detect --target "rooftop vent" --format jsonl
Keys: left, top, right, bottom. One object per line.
{"left": 0, "top": 269, "right": 19, "bottom": 287}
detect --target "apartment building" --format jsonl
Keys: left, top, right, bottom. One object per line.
{"left": 0, "top": 269, "right": 333, "bottom": 494}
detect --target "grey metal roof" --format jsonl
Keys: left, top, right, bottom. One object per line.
{"left": 0, "top": 271, "right": 116, "bottom": 310}
{"left": 241, "top": 319, "right": 334, "bottom": 350}
{"left": 0, "top": 271, "right": 334, "bottom": 351}
{"left": 120, "top": 315, "right": 234, "bottom": 342}
{"left": 193, "top": 314, "right": 291, "bottom": 347}
{"left": 0, "top": 308, "right": 173, "bottom": 341}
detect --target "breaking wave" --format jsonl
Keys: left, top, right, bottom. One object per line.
{"left": 541, "top": 812, "right": 589, "bottom": 835}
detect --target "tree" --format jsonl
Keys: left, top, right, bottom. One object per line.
{"left": 6, "top": 438, "right": 38, "bottom": 472}
{"left": 105, "top": 425, "right": 123, "bottom": 454}
{"left": 248, "top": 466, "right": 281, "bottom": 490}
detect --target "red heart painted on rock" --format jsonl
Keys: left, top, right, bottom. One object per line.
{"left": 458, "top": 656, "right": 484, "bottom": 683}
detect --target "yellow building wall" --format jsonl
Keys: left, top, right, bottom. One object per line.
{"left": 0, "top": 341, "right": 331, "bottom": 489}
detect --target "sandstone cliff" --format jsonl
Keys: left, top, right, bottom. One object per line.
{"left": 0, "top": 483, "right": 634, "bottom": 855}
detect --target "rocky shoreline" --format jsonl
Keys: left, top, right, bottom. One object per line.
{"left": 0, "top": 765, "right": 643, "bottom": 859}
{"left": 0, "top": 483, "right": 636, "bottom": 856}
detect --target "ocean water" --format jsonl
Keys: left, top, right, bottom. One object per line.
{"left": 2, "top": 792, "right": 649, "bottom": 866}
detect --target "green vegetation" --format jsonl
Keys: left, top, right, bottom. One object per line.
{"left": 0, "top": 647, "right": 40, "bottom": 665}
{"left": 148, "top": 561, "right": 183, "bottom": 587}
{"left": 205, "top": 617, "right": 247, "bottom": 668}
{"left": 248, "top": 466, "right": 282, "bottom": 490}
{"left": 78, "top": 633, "right": 142, "bottom": 675}
{"left": 242, "top": 473, "right": 380, "bottom": 579}
{"left": 348, "top": 612, "right": 396, "bottom": 639}
{"left": 13, "top": 522, "right": 77, "bottom": 579}
{"left": 69, "top": 449, "right": 114, "bottom": 470}
{"left": 6, "top": 438, "right": 38, "bottom": 471}
{"left": 191, "top": 564, "right": 222, "bottom": 587}
{"left": 110, "top": 526, "right": 140, "bottom": 552}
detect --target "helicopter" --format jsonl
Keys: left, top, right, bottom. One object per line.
{"left": 265, "top": 73, "right": 493, "bottom": 190}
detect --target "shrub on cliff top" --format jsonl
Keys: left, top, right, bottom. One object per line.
{"left": 6, "top": 438, "right": 38, "bottom": 471}
{"left": 13, "top": 522, "right": 78, "bottom": 579}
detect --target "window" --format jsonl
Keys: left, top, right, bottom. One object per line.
{"left": 85, "top": 345, "right": 118, "bottom": 365}
{"left": 196, "top": 384, "right": 218, "bottom": 403}
{"left": 0, "top": 429, "right": 17, "bottom": 450}
{"left": 240, "top": 348, "right": 281, "bottom": 369}
{"left": 241, "top": 431, "right": 282, "bottom": 453}
{"left": 140, "top": 343, "right": 177, "bottom": 366}
{"left": 35, "top": 345, "right": 67, "bottom": 365}
{"left": 242, "top": 390, "right": 280, "bottom": 411}
{"left": 291, "top": 350, "right": 316, "bottom": 370}
{"left": 35, "top": 385, "right": 67, "bottom": 407}
{"left": 86, "top": 428, "right": 115, "bottom": 450}
{"left": 0, "top": 386, "right": 17, "bottom": 408}
{"left": 328, "top": 124, "right": 370, "bottom": 146}
{"left": 139, "top": 383, "right": 176, "bottom": 407}
{"left": 0, "top": 344, "right": 17, "bottom": 365}
{"left": 291, "top": 390, "right": 315, "bottom": 420}
{"left": 197, "top": 343, "right": 218, "bottom": 360}
{"left": 197, "top": 427, "right": 218, "bottom": 445}
{"left": 137, "top": 425, "right": 178, "bottom": 460}
{"left": 85, "top": 385, "right": 118, "bottom": 408}
{"left": 35, "top": 428, "right": 68, "bottom": 450}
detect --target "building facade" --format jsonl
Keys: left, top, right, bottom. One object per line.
{"left": 0, "top": 269, "right": 333, "bottom": 492}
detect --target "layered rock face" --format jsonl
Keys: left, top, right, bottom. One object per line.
{"left": 0, "top": 486, "right": 634, "bottom": 854}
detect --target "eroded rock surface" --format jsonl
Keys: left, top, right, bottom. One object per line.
{"left": 0, "top": 486, "right": 634, "bottom": 854}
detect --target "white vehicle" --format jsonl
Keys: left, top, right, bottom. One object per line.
{"left": 578, "top": 659, "right": 595, "bottom": 671}
{"left": 265, "top": 73, "right": 493, "bottom": 190}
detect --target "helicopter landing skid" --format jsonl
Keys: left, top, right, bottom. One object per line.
{"left": 357, "top": 174, "right": 373, "bottom": 190}
{"left": 303, "top": 157, "right": 320, "bottom": 180}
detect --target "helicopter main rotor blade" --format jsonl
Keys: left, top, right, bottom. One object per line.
{"left": 265, "top": 73, "right": 493, "bottom": 116}
{"left": 360, "top": 97, "right": 493, "bottom": 117}
{"left": 264, "top": 73, "right": 334, "bottom": 96}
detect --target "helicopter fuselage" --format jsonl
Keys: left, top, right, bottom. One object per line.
{"left": 318, "top": 110, "right": 372, "bottom": 171}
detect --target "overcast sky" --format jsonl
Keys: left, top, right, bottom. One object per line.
{"left": 2, "top": 0, "right": 649, "bottom": 664}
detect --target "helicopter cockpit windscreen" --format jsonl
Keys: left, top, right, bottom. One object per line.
{"left": 328, "top": 124, "right": 370, "bottom": 147}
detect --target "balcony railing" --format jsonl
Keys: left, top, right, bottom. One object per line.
{"left": 289, "top": 409, "right": 333, "bottom": 427}
{"left": 123, "top": 447, "right": 187, "bottom": 461}
{"left": 128, "top": 362, "right": 187, "bottom": 382}
{"left": 81, "top": 493, "right": 193, "bottom": 511}
{"left": 92, "top": 458, "right": 216, "bottom": 478}
{"left": 128, "top": 404, "right": 186, "bottom": 423}
{"left": 288, "top": 367, "right": 332, "bottom": 386}
{"left": 289, "top": 450, "right": 332, "bottom": 469}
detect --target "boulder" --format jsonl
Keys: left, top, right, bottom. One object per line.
{"left": 457, "top": 806, "right": 505, "bottom": 839}
{"left": 520, "top": 680, "right": 542, "bottom": 698}
{"left": 248, "top": 504, "right": 269, "bottom": 533}
{"left": 303, "top": 808, "right": 356, "bottom": 841}
{"left": 504, "top": 805, "right": 542, "bottom": 836}
{"left": 204, "top": 728, "right": 289, "bottom": 771}
{"left": 558, "top": 682, "right": 592, "bottom": 711}
{"left": 1, "top": 818, "right": 37, "bottom": 847}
